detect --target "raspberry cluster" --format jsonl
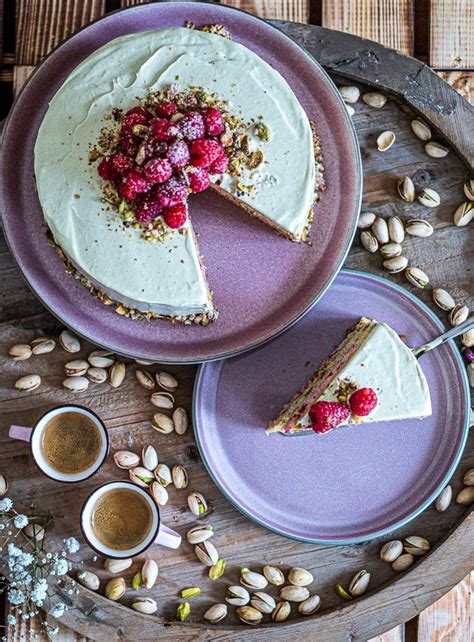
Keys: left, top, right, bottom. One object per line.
{"left": 97, "top": 103, "right": 229, "bottom": 230}
{"left": 309, "top": 387, "right": 378, "bottom": 434}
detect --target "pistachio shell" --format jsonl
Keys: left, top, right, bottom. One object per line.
{"left": 141, "top": 559, "right": 158, "bottom": 589}
{"left": 129, "top": 468, "right": 152, "bottom": 488}
{"left": 388, "top": 216, "right": 405, "bottom": 243}
{"left": 362, "top": 92, "right": 387, "bottom": 108}
{"left": 150, "top": 481, "right": 169, "bottom": 506}
{"left": 377, "top": 130, "right": 396, "bottom": 152}
{"left": 372, "top": 217, "right": 389, "bottom": 244}
{"left": 263, "top": 565, "right": 285, "bottom": 586}
{"left": 132, "top": 597, "right": 157, "bottom": 614}
{"left": 226, "top": 585, "right": 250, "bottom": 606}
{"left": 0, "top": 474, "right": 8, "bottom": 497}
{"left": 345, "top": 104, "right": 355, "bottom": 117}
{"left": 380, "top": 540, "right": 403, "bottom": 562}
{"left": 104, "top": 558, "right": 132, "bottom": 574}
{"left": 410, "top": 118, "right": 431, "bottom": 141}
{"left": 417, "top": 188, "right": 440, "bottom": 208}
{"left": 173, "top": 407, "right": 188, "bottom": 435}
{"left": 65, "top": 359, "right": 89, "bottom": 376}
{"left": 397, "top": 176, "right": 415, "bottom": 202}
{"left": 358, "top": 212, "right": 376, "bottom": 229}
{"left": 15, "top": 374, "right": 41, "bottom": 392}
{"left": 23, "top": 523, "right": 45, "bottom": 542}
{"left": 449, "top": 304, "right": 469, "bottom": 327}
{"left": 77, "top": 570, "right": 100, "bottom": 591}
{"left": 141, "top": 445, "right": 158, "bottom": 471}
{"left": 456, "top": 486, "right": 474, "bottom": 505}
{"left": 360, "top": 230, "right": 379, "bottom": 253}
{"left": 151, "top": 412, "right": 174, "bottom": 434}
{"left": 461, "top": 330, "right": 474, "bottom": 348}
{"left": 154, "top": 464, "right": 172, "bottom": 486}
{"left": 298, "top": 594, "right": 321, "bottom": 615}
{"left": 380, "top": 242, "right": 402, "bottom": 259}
{"left": 349, "top": 570, "right": 370, "bottom": 596}
{"left": 405, "top": 267, "right": 429, "bottom": 289}
{"left": 187, "top": 492, "right": 207, "bottom": 516}
{"left": 86, "top": 367, "right": 107, "bottom": 384}
{"left": 272, "top": 600, "right": 291, "bottom": 622}
{"left": 88, "top": 350, "right": 115, "bottom": 368}
{"left": 434, "top": 485, "right": 452, "bottom": 512}
{"left": 63, "top": 376, "right": 89, "bottom": 392}
{"left": 104, "top": 577, "right": 126, "bottom": 600}
{"left": 114, "top": 451, "right": 140, "bottom": 470}
{"left": 110, "top": 361, "right": 126, "bottom": 388}
{"left": 136, "top": 369, "right": 155, "bottom": 390}
{"left": 186, "top": 524, "right": 213, "bottom": 544}
{"left": 204, "top": 603, "right": 227, "bottom": 623}
{"left": 288, "top": 567, "right": 314, "bottom": 587}
{"left": 432, "top": 288, "right": 455, "bottom": 311}
{"left": 403, "top": 536, "right": 430, "bottom": 555}
{"left": 405, "top": 218, "right": 434, "bottom": 237}
{"left": 392, "top": 553, "right": 415, "bottom": 572}
{"left": 453, "top": 202, "right": 473, "bottom": 226}
{"left": 31, "top": 338, "right": 56, "bottom": 355}
{"left": 59, "top": 330, "right": 81, "bottom": 353}
{"left": 240, "top": 569, "right": 268, "bottom": 590}
{"left": 250, "top": 591, "right": 276, "bottom": 614}
{"left": 383, "top": 255, "right": 408, "bottom": 274}
{"left": 156, "top": 371, "right": 178, "bottom": 391}
{"left": 338, "top": 85, "right": 360, "bottom": 103}
{"left": 425, "top": 141, "right": 449, "bottom": 158}
{"left": 463, "top": 179, "right": 474, "bottom": 201}
{"left": 236, "top": 605, "right": 263, "bottom": 625}
{"left": 9, "top": 344, "right": 32, "bottom": 361}
{"left": 172, "top": 464, "right": 189, "bottom": 489}
{"left": 150, "top": 392, "right": 174, "bottom": 409}
{"left": 195, "top": 541, "right": 219, "bottom": 566}
{"left": 279, "top": 586, "right": 310, "bottom": 602}
{"left": 463, "top": 469, "right": 474, "bottom": 486}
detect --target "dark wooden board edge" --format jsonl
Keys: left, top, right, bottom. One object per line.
{"left": 274, "top": 21, "right": 474, "bottom": 169}
{"left": 49, "top": 512, "right": 473, "bottom": 641}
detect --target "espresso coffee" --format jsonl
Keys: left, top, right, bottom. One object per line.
{"left": 41, "top": 412, "right": 102, "bottom": 475}
{"left": 91, "top": 489, "right": 153, "bottom": 550}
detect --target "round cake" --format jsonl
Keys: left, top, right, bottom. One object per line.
{"left": 34, "top": 27, "right": 317, "bottom": 324}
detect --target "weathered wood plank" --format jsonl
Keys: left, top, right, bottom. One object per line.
{"left": 12, "top": 65, "right": 34, "bottom": 97}
{"left": 221, "top": 0, "right": 309, "bottom": 22}
{"left": 322, "top": 0, "right": 414, "bottom": 55}
{"left": 15, "top": 0, "right": 106, "bottom": 65}
{"left": 417, "top": 571, "right": 473, "bottom": 642}
{"left": 369, "top": 624, "right": 404, "bottom": 642}
{"left": 437, "top": 71, "right": 474, "bottom": 106}
{"left": 430, "top": 0, "right": 474, "bottom": 68}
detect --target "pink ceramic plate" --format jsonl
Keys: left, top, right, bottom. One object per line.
{"left": 0, "top": 2, "right": 361, "bottom": 363}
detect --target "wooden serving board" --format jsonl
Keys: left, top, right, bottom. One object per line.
{"left": 1, "top": 10, "right": 473, "bottom": 642}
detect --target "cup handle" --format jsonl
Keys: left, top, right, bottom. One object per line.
{"left": 9, "top": 425, "right": 32, "bottom": 442}
{"left": 154, "top": 523, "right": 181, "bottom": 549}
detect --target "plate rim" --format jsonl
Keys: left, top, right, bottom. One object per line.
{"left": 0, "top": 1, "right": 362, "bottom": 365}
{"left": 192, "top": 267, "right": 471, "bottom": 544}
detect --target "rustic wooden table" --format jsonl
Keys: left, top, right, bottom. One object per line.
{"left": 0, "top": 1, "right": 473, "bottom": 641}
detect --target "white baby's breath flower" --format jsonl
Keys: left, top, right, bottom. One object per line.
{"left": 49, "top": 602, "right": 66, "bottom": 618}
{"left": 8, "top": 542, "right": 22, "bottom": 557}
{"left": 30, "top": 579, "right": 48, "bottom": 605}
{"left": 7, "top": 589, "right": 26, "bottom": 605}
{"left": 13, "top": 515, "right": 28, "bottom": 529}
{"left": 7, "top": 614, "right": 16, "bottom": 625}
{"left": 52, "top": 558, "right": 69, "bottom": 576}
{"left": 64, "top": 537, "right": 80, "bottom": 554}
{"left": 0, "top": 497, "right": 13, "bottom": 512}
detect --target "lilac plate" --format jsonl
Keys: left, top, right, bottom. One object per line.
{"left": 0, "top": 2, "right": 361, "bottom": 363}
{"left": 193, "top": 270, "right": 470, "bottom": 543}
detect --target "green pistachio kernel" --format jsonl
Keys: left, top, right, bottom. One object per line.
{"left": 177, "top": 602, "right": 191, "bottom": 622}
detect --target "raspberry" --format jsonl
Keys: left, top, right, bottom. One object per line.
{"left": 124, "top": 106, "right": 152, "bottom": 121}
{"left": 209, "top": 152, "right": 229, "bottom": 175}
{"left": 150, "top": 118, "right": 179, "bottom": 141}
{"left": 189, "top": 139, "right": 224, "bottom": 168}
{"left": 111, "top": 154, "right": 134, "bottom": 176}
{"left": 188, "top": 167, "right": 211, "bottom": 193}
{"left": 167, "top": 140, "right": 190, "bottom": 168}
{"left": 178, "top": 111, "right": 205, "bottom": 142}
{"left": 119, "top": 135, "right": 139, "bottom": 157}
{"left": 123, "top": 169, "right": 151, "bottom": 196}
{"left": 164, "top": 203, "right": 188, "bottom": 229}
{"left": 349, "top": 388, "right": 378, "bottom": 416}
{"left": 144, "top": 158, "right": 173, "bottom": 184}
{"left": 155, "top": 101, "right": 178, "bottom": 118}
{"left": 119, "top": 180, "right": 137, "bottom": 201}
{"left": 156, "top": 177, "right": 189, "bottom": 207}
{"left": 309, "top": 401, "right": 350, "bottom": 434}
{"left": 201, "top": 107, "right": 224, "bottom": 136}
{"left": 97, "top": 156, "right": 118, "bottom": 181}
{"left": 135, "top": 194, "right": 163, "bottom": 223}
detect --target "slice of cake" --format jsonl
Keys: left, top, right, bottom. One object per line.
{"left": 267, "top": 317, "right": 432, "bottom": 435}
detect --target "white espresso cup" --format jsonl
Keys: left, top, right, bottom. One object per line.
{"left": 9, "top": 404, "right": 109, "bottom": 483}
{"left": 80, "top": 481, "right": 181, "bottom": 557}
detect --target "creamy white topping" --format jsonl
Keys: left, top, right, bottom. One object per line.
{"left": 298, "top": 322, "right": 432, "bottom": 429}
{"left": 34, "top": 28, "right": 315, "bottom": 318}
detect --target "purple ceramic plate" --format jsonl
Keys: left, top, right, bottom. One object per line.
{"left": 0, "top": 2, "right": 361, "bottom": 363}
{"left": 193, "top": 270, "right": 470, "bottom": 543}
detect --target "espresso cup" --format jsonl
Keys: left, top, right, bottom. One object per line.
{"left": 9, "top": 404, "right": 109, "bottom": 483}
{"left": 80, "top": 481, "right": 181, "bottom": 557}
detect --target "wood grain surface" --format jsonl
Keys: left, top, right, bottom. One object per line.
{"left": 429, "top": 0, "right": 474, "bottom": 68}
{"left": 1, "top": 2, "right": 473, "bottom": 641}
